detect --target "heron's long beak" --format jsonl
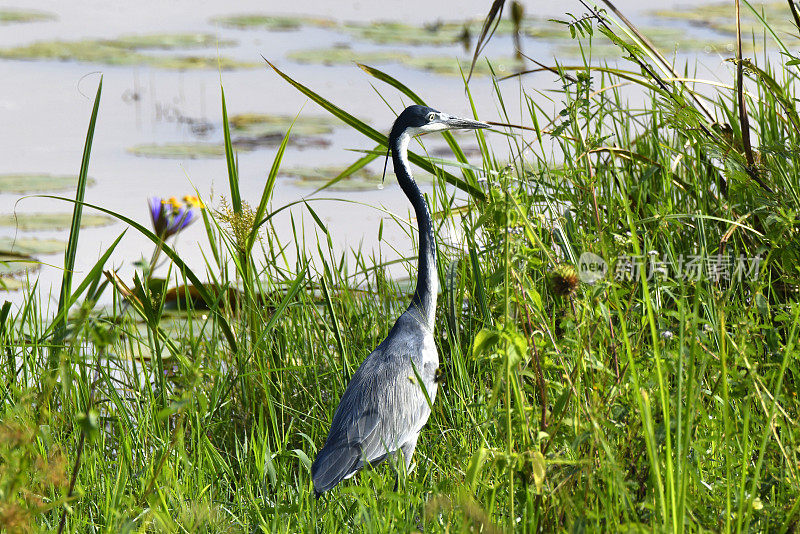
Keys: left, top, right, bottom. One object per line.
{"left": 441, "top": 116, "right": 491, "bottom": 131}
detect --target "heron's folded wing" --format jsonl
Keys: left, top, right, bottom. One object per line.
{"left": 312, "top": 409, "right": 381, "bottom": 494}
{"left": 312, "top": 340, "right": 434, "bottom": 493}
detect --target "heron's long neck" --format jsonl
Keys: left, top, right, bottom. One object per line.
{"left": 392, "top": 132, "right": 437, "bottom": 329}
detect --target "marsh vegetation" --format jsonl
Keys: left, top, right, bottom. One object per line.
{"left": 2, "top": 1, "right": 800, "bottom": 532}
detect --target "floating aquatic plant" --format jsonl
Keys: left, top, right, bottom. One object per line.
{"left": 128, "top": 143, "right": 234, "bottom": 159}
{"left": 0, "top": 238, "right": 65, "bottom": 255}
{"left": 404, "top": 55, "right": 520, "bottom": 76}
{"left": 128, "top": 120, "right": 335, "bottom": 158}
{"left": 210, "top": 14, "right": 337, "bottom": 31}
{"left": 284, "top": 46, "right": 515, "bottom": 76}
{"left": 280, "top": 166, "right": 383, "bottom": 192}
{"left": 339, "top": 17, "right": 566, "bottom": 47}
{"left": 554, "top": 25, "right": 743, "bottom": 58}
{"left": 652, "top": 1, "right": 794, "bottom": 36}
{"left": 0, "top": 8, "right": 56, "bottom": 24}
{"left": 0, "top": 251, "right": 38, "bottom": 291}
{"left": 228, "top": 113, "right": 341, "bottom": 137}
{"left": 103, "top": 33, "right": 234, "bottom": 50}
{"left": 285, "top": 47, "right": 412, "bottom": 66}
{"left": 0, "top": 173, "right": 95, "bottom": 194}
{"left": 0, "top": 212, "right": 113, "bottom": 231}
{"left": 0, "top": 35, "right": 256, "bottom": 70}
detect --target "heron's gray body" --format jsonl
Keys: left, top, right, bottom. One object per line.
{"left": 311, "top": 105, "right": 488, "bottom": 495}
{"left": 311, "top": 309, "right": 438, "bottom": 493}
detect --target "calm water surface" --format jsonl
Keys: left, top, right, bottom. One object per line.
{"left": 0, "top": 0, "right": 739, "bottom": 306}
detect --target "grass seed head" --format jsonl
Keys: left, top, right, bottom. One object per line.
{"left": 216, "top": 196, "right": 258, "bottom": 251}
{"left": 550, "top": 264, "right": 579, "bottom": 296}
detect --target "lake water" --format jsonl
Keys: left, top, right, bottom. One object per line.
{"left": 0, "top": 0, "right": 759, "bottom": 306}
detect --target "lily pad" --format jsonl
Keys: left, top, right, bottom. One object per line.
{"left": 0, "top": 37, "right": 256, "bottom": 70}
{"left": 0, "top": 237, "right": 65, "bottom": 255}
{"left": 102, "top": 33, "right": 235, "bottom": 50}
{"left": 653, "top": 2, "right": 794, "bottom": 38}
{"left": 281, "top": 166, "right": 433, "bottom": 191}
{"left": 286, "top": 47, "right": 411, "bottom": 66}
{"left": 285, "top": 46, "right": 516, "bottom": 76}
{"left": 0, "top": 277, "right": 23, "bottom": 291}
{"left": 129, "top": 129, "right": 332, "bottom": 158}
{"left": 343, "top": 20, "right": 468, "bottom": 46}
{"left": 0, "top": 173, "right": 95, "bottom": 194}
{"left": 343, "top": 18, "right": 566, "bottom": 47}
{"left": 0, "top": 8, "right": 56, "bottom": 24}
{"left": 281, "top": 166, "right": 383, "bottom": 191}
{"left": 404, "top": 55, "right": 521, "bottom": 76}
{"left": 0, "top": 250, "right": 39, "bottom": 278}
{"left": 555, "top": 27, "right": 749, "bottom": 58}
{"left": 0, "top": 212, "right": 115, "bottom": 231}
{"left": 128, "top": 143, "right": 234, "bottom": 159}
{"left": 148, "top": 56, "right": 258, "bottom": 70}
{"left": 229, "top": 113, "right": 341, "bottom": 137}
{"left": 211, "top": 14, "right": 337, "bottom": 31}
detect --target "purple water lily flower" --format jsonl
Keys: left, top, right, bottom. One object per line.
{"left": 149, "top": 197, "right": 198, "bottom": 239}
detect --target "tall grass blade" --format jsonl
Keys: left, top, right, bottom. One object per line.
{"left": 41, "top": 195, "right": 239, "bottom": 352}
{"left": 221, "top": 87, "right": 242, "bottom": 215}
{"left": 54, "top": 76, "right": 102, "bottom": 352}
{"left": 310, "top": 144, "right": 381, "bottom": 195}
{"left": 467, "top": 0, "right": 505, "bottom": 83}
{"left": 42, "top": 231, "right": 126, "bottom": 339}
{"left": 248, "top": 115, "right": 295, "bottom": 253}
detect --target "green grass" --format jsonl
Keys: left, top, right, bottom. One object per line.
{"left": 3, "top": 3, "right": 800, "bottom": 532}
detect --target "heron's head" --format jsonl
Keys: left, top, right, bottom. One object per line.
{"left": 390, "top": 105, "right": 490, "bottom": 141}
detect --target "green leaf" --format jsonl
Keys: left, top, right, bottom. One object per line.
{"left": 467, "top": 0, "right": 505, "bottom": 82}
{"left": 531, "top": 450, "right": 546, "bottom": 492}
{"left": 42, "top": 231, "right": 126, "bottom": 340}
{"left": 205, "top": 264, "right": 307, "bottom": 423}
{"left": 504, "top": 325, "right": 528, "bottom": 367}
{"left": 465, "top": 447, "right": 488, "bottom": 489}
{"left": 303, "top": 201, "right": 328, "bottom": 234}
{"left": 472, "top": 328, "right": 500, "bottom": 358}
{"left": 76, "top": 409, "right": 99, "bottom": 438}
{"left": 293, "top": 449, "right": 312, "bottom": 472}
{"left": 309, "top": 144, "right": 382, "bottom": 196}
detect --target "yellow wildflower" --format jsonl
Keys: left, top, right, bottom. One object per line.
{"left": 183, "top": 195, "right": 205, "bottom": 209}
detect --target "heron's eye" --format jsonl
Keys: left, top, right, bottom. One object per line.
{"left": 426, "top": 112, "right": 436, "bottom": 122}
